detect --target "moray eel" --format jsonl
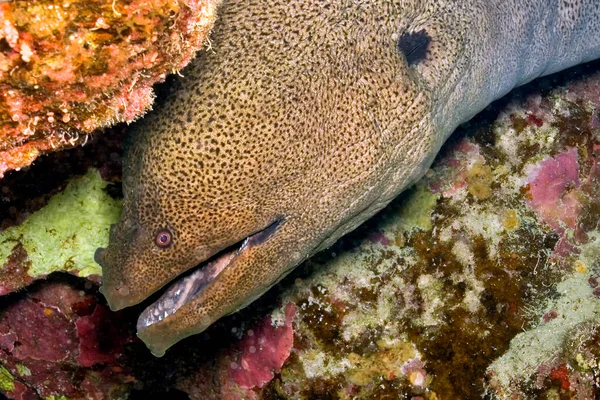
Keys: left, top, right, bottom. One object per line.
{"left": 95, "top": 0, "right": 600, "bottom": 356}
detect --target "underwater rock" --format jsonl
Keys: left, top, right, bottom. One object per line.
{"left": 171, "top": 60, "right": 599, "bottom": 399}
{"left": 0, "top": 0, "right": 220, "bottom": 178}
{"left": 0, "top": 168, "right": 122, "bottom": 292}
{"left": 0, "top": 61, "right": 599, "bottom": 400}
{"left": 0, "top": 280, "right": 136, "bottom": 399}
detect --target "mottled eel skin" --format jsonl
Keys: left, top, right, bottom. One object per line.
{"left": 95, "top": 0, "right": 600, "bottom": 356}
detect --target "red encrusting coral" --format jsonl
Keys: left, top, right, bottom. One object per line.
{"left": 526, "top": 113, "right": 544, "bottom": 128}
{"left": 0, "top": 282, "right": 136, "bottom": 399}
{"left": 229, "top": 303, "right": 297, "bottom": 389}
{"left": 549, "top": 364, "right": 571, "bottom": 390}
{"left": 0, "top": 0, "right": 221, "bottom": 178}
{"left": 76, "top": 304, "right": 136, "bottom": 367}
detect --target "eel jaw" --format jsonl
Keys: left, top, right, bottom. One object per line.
{"left": 137, "top": 251, "right": 236, "bottom": 328}
{"left": 136, "top": 218, "right": 284, "bottom": 356}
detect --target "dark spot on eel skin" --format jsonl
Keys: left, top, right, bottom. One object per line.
{"left": 397, "top": 29, "right": 431, "bottom": 66}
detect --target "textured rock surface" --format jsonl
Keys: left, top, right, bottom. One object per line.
{"left": 0, "top": 60, "right": 599, "bottom": 398}
{"left": 0, "top": 280, "right": 136, "bottom": 400}
{"left": 0, "top": 0, "right": 220, "bottom": 178}
{"left": 0, "top": 168, "right": 121, "bottom": 292}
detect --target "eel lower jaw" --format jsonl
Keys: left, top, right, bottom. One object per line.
{"left": 136, "top": 218, "right": 283, "bottom": 332}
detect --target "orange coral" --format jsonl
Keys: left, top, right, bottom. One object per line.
{"left": 0, "top": 0, "right": 221, "bottom": 177}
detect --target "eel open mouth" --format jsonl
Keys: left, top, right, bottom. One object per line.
{"left": 137, "top": 218, "right": 283, "bottom": 329}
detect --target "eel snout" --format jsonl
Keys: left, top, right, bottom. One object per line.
{"left": 95, "top": 246, "right": 135, "bottom": 311}
{"left": 134, "top": 218, "right": 302, "bottom": 357}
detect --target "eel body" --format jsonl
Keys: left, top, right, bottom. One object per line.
{"left": 95, "top": 0, "right": 600, "bottom": 356}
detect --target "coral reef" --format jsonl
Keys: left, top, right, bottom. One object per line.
{"left": 0, "top": 0, "right": 220, "bottom": 178}
{"left": 0, "top": 60, "right": 599, "bottom": 398}
{"left": 0, "top": 280, "right": 136, "bottom": 399}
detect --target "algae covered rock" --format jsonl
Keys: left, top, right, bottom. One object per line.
{"left": 0, "top": 0, "right": 221, "bottom": 178}
{"left": 0, "top": 168, "right": 121, "bottom": 293}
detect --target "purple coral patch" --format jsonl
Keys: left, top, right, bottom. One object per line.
{"left": 368, "top": 231, "right": 391, "bottom": 246}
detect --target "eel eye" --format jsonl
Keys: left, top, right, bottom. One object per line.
{"left": 155, "top": 229, "right": 173, "bottom": 248}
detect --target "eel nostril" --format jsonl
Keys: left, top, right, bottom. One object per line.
{"left": 94, "top": 247, "right": 106, "bottom": 267}
{"left": 117, "top": 285, "right": 130, "bottom": 296}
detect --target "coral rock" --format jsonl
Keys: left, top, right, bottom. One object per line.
{"left": 0, "top": 0, "right": 221, "bottom": 177}
{"left": 0, "top": 281, "right": 136, "bottom": 399}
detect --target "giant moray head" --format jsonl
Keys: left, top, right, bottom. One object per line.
{"left": 97, "top": 0, "right": 452, "bottom": 356}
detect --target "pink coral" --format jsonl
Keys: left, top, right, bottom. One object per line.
{"left": 526, "top": 148, "right": 582, "bottom": 232}
{"left": 175, "top": 303, "right": 298, "bottom": 400}
{"left": 229, "top": 303, "right": 297, "bottom": 389}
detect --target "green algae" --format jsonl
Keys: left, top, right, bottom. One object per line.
{"left": 0, "top": 169, "right": 122, "bottom": 278}
{"left": 15, "top": 363, "right": 31, "bottom": 377}
{"left": 0, "top": 366, "right": 14, "bottom": 393}
{"left": 390, "top": 183, "right": 439, "bottom": 233}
